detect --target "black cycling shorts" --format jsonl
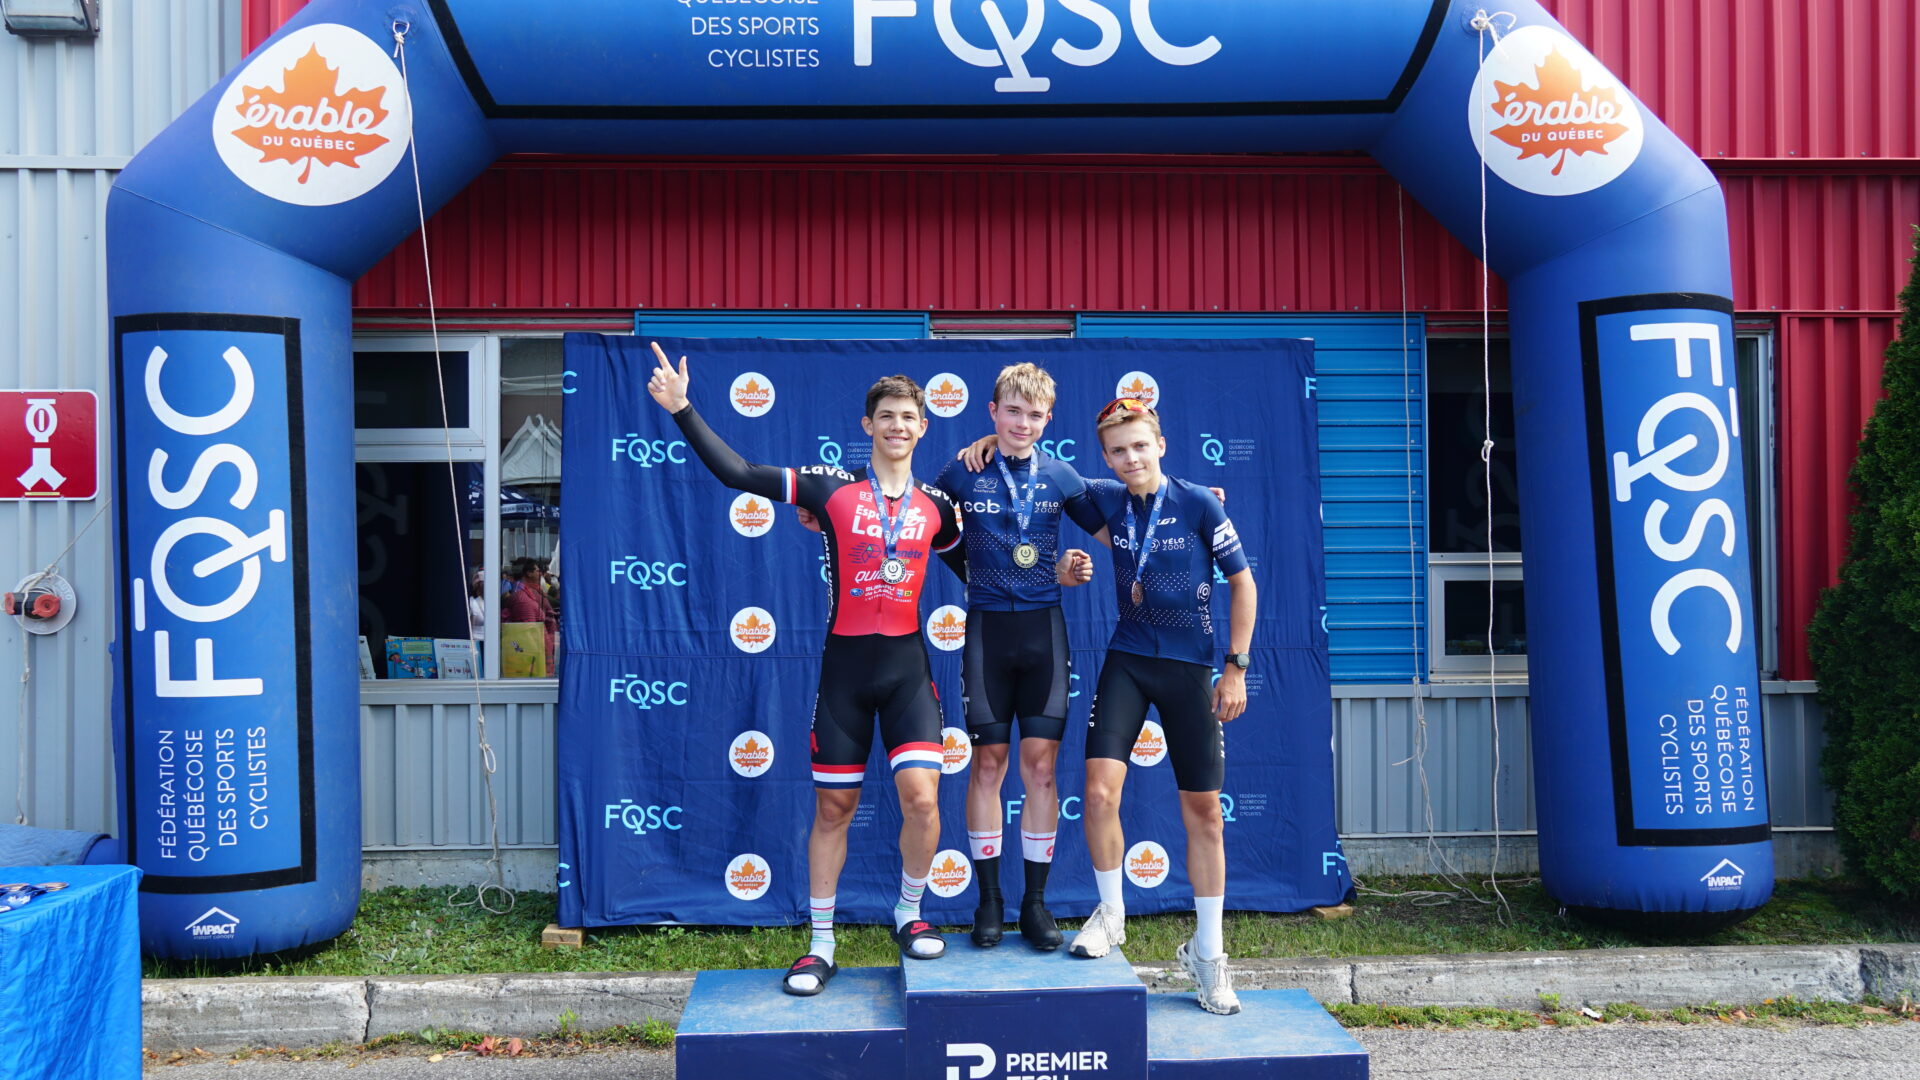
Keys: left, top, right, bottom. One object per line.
{"left": 810, "top": 633, "right": 944, "bottom": 789}
{"left": 961, "top": 607, "right": 1070, "bottom": 746}
{"left": 1084, "top": 649, "right": 1223, "bottom": 793}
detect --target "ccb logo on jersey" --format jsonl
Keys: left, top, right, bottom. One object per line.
{"left": 925, "top": 373, "right": 969, "bottom": 418}
{"left": 730, "top": 607, "right": 777, "bottom": 653}
{"left": 1130, "top": 720, "right": 1167, "bottom": 767}
{"left": 730, "top": 492, "right": 775, "bottom": 537}
{"left": 729, "top": 730, "right": 775, "bottom": 778}
{"left": 940, "top": 727, "right": 973, "bottom": 774}
{"left": 927, "top": 849, "right": 973, "bottom": 898}
{"left": 730, "top": 372, "right": 776, "bottom": 417}
{"left": 725, "top": 854, "right": 771, "bottom": 900}
{"left": 1115, "top": 371, "right": 1161, "bottom": 410}
{"left": 927, "top": 605, "right": 967, "bottom": 651}
{"left": 1125, "top": 841, "right": 1170, "bottom": 888}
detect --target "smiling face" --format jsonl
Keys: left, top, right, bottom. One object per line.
{"left": 862, "top": 394, "right": 929, "bottom": 464}
{"left": 1099, "top": 416, "right": 1167, "bottom": 493}
{"left": 989, "top": 392, "right": 1051, "bottom": 457}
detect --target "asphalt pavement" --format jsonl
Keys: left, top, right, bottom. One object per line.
{"left": 143, "top": 1022, "right": 1920, "bottom": 1079}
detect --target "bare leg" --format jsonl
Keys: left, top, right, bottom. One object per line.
{"left": 895, "top": 767, "right": 941, "bottom": 880}
{"left": 1017, "top": 738, "right": 1061, "bottom": 836}
{"left": 1082, "top": 758, "right": 1129, "bottom": 872}
{"left": 966, "top": 743, "right": 1010, "bottom": 838}
{"left": 1178, "top": 790, "right": 1226, "bottom": 896}
{"left": 807, "top": 788, "right": 862, "bottom": 899}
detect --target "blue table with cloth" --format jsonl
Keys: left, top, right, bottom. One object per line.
{"left": 0, "top": 864, "right": 142, "bottom": 1079}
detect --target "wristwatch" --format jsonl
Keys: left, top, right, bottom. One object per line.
{"left": 1225, "top": 652, "right": 1251, "bottom": 671}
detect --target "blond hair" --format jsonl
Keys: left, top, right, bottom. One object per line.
{"left": 992, "top": 362, "right": 1057, "bottom": 410}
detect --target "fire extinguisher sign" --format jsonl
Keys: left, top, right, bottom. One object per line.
{"left": 0, "top": 390, "right": 99, "bottom": 501}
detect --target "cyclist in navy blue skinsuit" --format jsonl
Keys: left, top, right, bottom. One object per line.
{"left": 1066, "top": 397, "right": 1256, "bottom": 1019}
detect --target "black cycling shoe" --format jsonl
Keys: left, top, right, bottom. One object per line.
{"left": 1019, "top": 898, "right": 1063, "bottom": 951}
{"left": 971, "top": 894, "right": 1005, "bottom": 948}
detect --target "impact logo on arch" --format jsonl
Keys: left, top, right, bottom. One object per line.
{"left": 1470, "top": 25, "right": 1644, "bottom": 197}
{"left": 212, "top": 24, "right": 412, "bottom": 206}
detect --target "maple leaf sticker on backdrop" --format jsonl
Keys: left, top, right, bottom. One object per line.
{"left": 232, "top": 44, "right": 391, "bottom": 184}
{"left": 1489, "top": 48, "right": 1630, "bottom": 176}
{"left": 1469, "top": 25, "right": 1644, "bottom": 198}
{"left": 213, "top": 24, "right": 411, "bottom": 206}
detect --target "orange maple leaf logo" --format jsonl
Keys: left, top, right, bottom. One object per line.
{"left": 232, "top": 43, "right": 392, "bottom": 185}
{"left": 738, "top": 737, "right": 763, "bottom": 755}
{"left": 1120, "top": 379, "right": 1156, "bottom": 406}
{"left": 1488, "top": 48, "right": 1630, "bottom": 177}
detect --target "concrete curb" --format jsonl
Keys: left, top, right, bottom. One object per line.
{"left": 140, "top": 942, "right": 1920, "bottom": 1053}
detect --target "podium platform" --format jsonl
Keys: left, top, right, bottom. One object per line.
{"left": 677, "top": 938, "right": 1367, "bottom": 1080}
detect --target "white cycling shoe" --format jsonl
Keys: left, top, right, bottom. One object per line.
{"left": 1176, "top": 940, "right": 1242, "bottom": 1015}
{"left": 1067, "top": 902, "right": 1127, "bottom": 958}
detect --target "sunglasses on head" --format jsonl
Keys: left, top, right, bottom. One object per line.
{"left": 1096, "top": 397, "right": 1156, "bottom": 423}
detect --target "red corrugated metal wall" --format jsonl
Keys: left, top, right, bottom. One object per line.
{"left": 244, "top": 1, "right": 1920, "bottom": 680}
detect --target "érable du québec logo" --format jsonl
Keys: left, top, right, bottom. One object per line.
{"left": 730, "top": 606, "right": 777, "bottom": 653}
{"left": 927, "top": 849, "right": 973, "bottom": 898}
{"left": 730, "top": 493, "right": 775, "bottom": 537}
{"left": 730, "top": 372, "right": 776, "bottom": 417}
{"left": 212, "top": 24, "right": 411, "bottom": 206}
{"left": 1129, "top": 720, "right": 1167, "bottom": 767}
{"left": 1470, "top": 25, "right": 1644, "bottom": 197}
{"left": 925, "top": 373, "right": 969, "bottom": 418}
{"left": 729, "top": 729, "right": 774, "bottom": 778}
{"left": 725, "top": 854, "right": 771, "bottom": 900}
{"left": 1115, "top": 371, "right": 1161, "bottom": 410}
{"left": 926, "top": 605, "right": 967, "bottom": 651}
{"left": 1125, "top": 840, "right": 1169, "bottom": 888}
{"left": 940, "top": 726, "right": 973, "bottom": 774}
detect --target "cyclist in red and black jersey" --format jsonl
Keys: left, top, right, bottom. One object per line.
{"left": 648, "top": 344, "right": 962, "bottom": 996}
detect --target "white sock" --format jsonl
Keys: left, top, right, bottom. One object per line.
{"left": 809, "top": 895, "right": 836, "bottom": 964}
{"left": 894, "top": 869, "right": 928, "bottom": 930}
{"left": 1094, "top": 866, "right": 1126, "bottom": 916}
{"left": 968, "top": 829, "right": 1002, "bottom": 861}
{"left": 1193, "top": 895, "right": 1225, "bottom": 960}
{"left": 1021, "top": 830, "right": 1056, "bottom": 863}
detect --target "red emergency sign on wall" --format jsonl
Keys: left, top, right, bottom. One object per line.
{"left": 0, "top": 391, "right": 99, "bottom": 501}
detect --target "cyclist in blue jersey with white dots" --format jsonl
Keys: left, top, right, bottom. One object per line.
{"left": 1066, "top": 396, "right": 1256, "bottom": 1019}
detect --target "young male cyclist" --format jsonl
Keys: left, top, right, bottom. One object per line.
{"left": 1068, "top": 397, "right": 1256, "bottom": 1017}
{"left": 647, "top": 343, "right": 962, "bottom": 996}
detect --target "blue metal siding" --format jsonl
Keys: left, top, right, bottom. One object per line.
{"left": 635, "top": 311, "right": 930, "bottom": 339}
{"left": 1075, "top": 314, "right": 1426, "bottom": 683}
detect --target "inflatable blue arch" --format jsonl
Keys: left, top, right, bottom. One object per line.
{"left": 108, "top": 0, "right": 1772, "bottom": 957}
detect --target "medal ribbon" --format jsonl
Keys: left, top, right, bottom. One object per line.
{"left": 994, "top": 452, "right": 1043, "bottom": 549}
{"left": 1123, "top": 481, "right": 1169, "bottom": 600}
{"left": 867, "top": 472, "right": 914, "bottom": 566}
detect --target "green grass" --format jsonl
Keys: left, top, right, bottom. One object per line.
{"left": 141, "top": 875, "right": 1920, "bottom": 980}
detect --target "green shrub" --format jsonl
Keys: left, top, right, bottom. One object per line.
{"left": 1808, "top": 225, "right": 1920, "bottom": 901}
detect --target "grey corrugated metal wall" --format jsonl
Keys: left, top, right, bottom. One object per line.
{"left": 1, "top": 2, "right": 244, "bottom": 832}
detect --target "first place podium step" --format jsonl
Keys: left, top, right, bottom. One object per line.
{"left": 676, "top": 934, "right": 1366, "bottom": 1080}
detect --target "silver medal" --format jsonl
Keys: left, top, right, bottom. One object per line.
{"left": 881, "top": 557, "right": 908, "bottom": 584}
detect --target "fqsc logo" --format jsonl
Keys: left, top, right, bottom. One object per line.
{"left": 212, "top": 25, "right": 411, "bottom": 206}
{"left": 855, "top": 0, "right": 1221, "bottom": 94}
{"left": 610, "top": 557, "right": 688, "bottom": 590}
{"left": 610, "top": 433, "right": 689, "bottom": 467}
{"left": 603, "top": 799, "right": 684, "bottom": 837}
{"left": 609, "top": 675, "right": 691, "bottom": 710}
{"left": 1470, "top": 25, "right": 1644, "bottom": 197}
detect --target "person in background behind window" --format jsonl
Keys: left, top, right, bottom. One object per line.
{"left": 503, "top": 556, "right": 557, "bottom": 675}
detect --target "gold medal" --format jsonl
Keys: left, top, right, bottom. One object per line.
{"left": 1131, "top": 581, "right": 1145, "bottom": 606}
{"left": 1013, "top": 542, "right": 1039, "bottom": 569}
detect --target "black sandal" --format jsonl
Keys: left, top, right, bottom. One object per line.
{"left": 893, "top": 920, "right": 947, "bottom": 959}
{"left": 782, "top": 953, "right": 838, "bottom": 996}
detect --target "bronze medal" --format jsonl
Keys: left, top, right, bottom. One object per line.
{"left": 1131, "top": 580, "right": 1145, "bottom": 606}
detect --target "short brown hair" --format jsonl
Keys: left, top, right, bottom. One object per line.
{"left": 865, "top": 374, "right": 926, "bottom": 418}
{"left": 992, "top": 362, "right": 1056, "bottom": 410}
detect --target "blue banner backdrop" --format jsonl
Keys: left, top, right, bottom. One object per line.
{"left": 556, "top": 335, "right": 1347, "bottom": 928}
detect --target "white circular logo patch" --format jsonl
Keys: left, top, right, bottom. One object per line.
{"left": 729, "top": 491, "right": 776, "bottom": 538}
{"left": 725, "top": 853, "right": 771, "bottom": 900}
{"left": 212, "top": 24, "right": 412, "bottom": 206}
{"left": 927, "top": 849, "right": 973, "bottom": 898}
{"left": 729, "top": 606, "right": 777, "bottom": 654}
{"left": 924, "top": 373, "right": 969, "bottom": 418}
{"left": 940, "top": 727, "right": 973, "bottom": 775}
{"left": 1115, "top": 371, "right": 1161, "bottom": 411}
{"left": 729, "top": 730, "right": 775, "bottom": 778}
{"left": 1469, "top": 25, "right": 1645, "bottom": 197}
{"left": 926, "top": 604, "right": 967, "bottom": 652}
{"left": 1125, "top": 840, "right": 1171, "bottom": 889}
{"left": 730, "top": 372, "right": 776, "bottom": 417}
{"left": 1129, "top": 720, "right": 1168, "bottom": 767}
